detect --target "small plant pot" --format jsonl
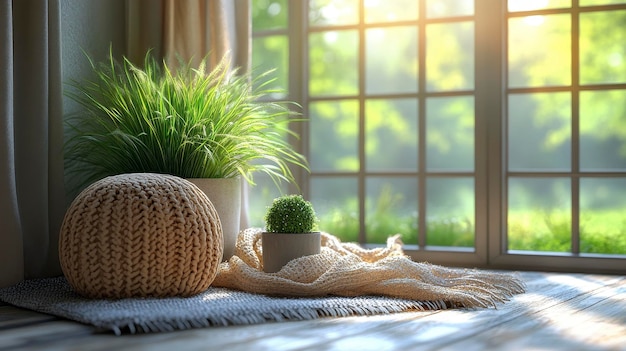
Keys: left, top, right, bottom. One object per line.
{"left": 261, "top": 232, "right": 321, "bottom": 273}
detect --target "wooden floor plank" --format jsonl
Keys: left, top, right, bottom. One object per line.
{"left": 0, "top": 306, "right": 58, "bottom": 330}
{"left": 439, "top": 276, "right": 626, "bottom": 351}
{"left": 2, "top": 306, "right": 442, "bottom": 351}
{"left": 229, "top": 271, "right": 565, "bottom": 350}
{"left": 306, "top": 272, "right": 625, "bottom": 351}
{"left": 0, "top": 319, "right": 93, "bottom": 351}
{"left": 1, "top": 271, "right": 624, "bottom": 351}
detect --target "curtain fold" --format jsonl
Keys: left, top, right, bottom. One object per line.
{"left": 126, "top": 0, "right": 250, "bottom": 72}
{"left": 0, "top": 0, "right": 251, "bottom": 288}
{"left": 0, "top": 0, "right": 65, "bottom": 288}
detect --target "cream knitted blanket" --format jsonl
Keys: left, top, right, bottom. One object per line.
{"left": 213, "top": 228, "right": 525, "bottom": 308}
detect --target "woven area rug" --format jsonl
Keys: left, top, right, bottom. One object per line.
{"left": 0, "top": 276, "right": 452, "bottom": 335}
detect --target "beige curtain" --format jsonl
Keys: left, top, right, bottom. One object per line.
{"left": 0, "top": 0, "right": 65, "bottom": 288}
{"left": 0, "top": 0, "right": 251, "bottom": 289}
{"left": 126, "top": 0, "right": 250, "bottom": 72}
{"left": 125, "top": 0, "right": 252, "bottom": 227}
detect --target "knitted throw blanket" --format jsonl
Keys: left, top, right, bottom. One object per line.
{"left": 213, "top": 228, "right": 525, "bottom": 308}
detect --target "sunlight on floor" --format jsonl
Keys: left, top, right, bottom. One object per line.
{"left": 327, "top": 335, "right": 397, "bottom": 351}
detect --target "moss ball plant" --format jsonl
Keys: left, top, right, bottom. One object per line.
{"left": 264, "top": 195, "right": 318, "bottom": 233}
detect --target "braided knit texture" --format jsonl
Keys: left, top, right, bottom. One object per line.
{"left": 213, "top": 228, "right": 525, "bottom": 308}
{"left": 59, "top": 173, "right": 223, "bottom": 299}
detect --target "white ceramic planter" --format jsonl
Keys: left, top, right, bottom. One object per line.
{"left": 187, "top": 177, "right": 241, "bottom": 261}
{"left": 261, "top": 232, "right": 321, "bottom": 273}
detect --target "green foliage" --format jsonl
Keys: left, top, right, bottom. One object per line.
{"left": 264, "top": 195, "right": 318, "bottom": 233}
{"left": 580, "top": 210, "right": 626, "bottom": 255}
{"left": 426, "top": 219, "right": 474, "bottom": 247}
{"left": 318, "top": 205, "right": 624, "bottom": 255}
{"left": 364, "top": 183, "right": 417, "bottom": 244}
{"left": 318, "top": 207, "right": 359, "bottom": 241}
{"left": 251, "top": 0, "right": 288, "bottom": 31}
{"left": 508, "top": 211, "right": 572, "bottom": 252}
{"left": 64, "top": 49, "right": 308, "bottom": 191}
{"left": 507, "top": 210, "right": 626, "bottom": 254}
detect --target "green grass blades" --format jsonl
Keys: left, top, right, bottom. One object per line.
{"left": 64, "top": 49, "right": 308, "bottom": 191}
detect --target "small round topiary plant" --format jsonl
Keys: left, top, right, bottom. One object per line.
{"left": 264, "top": 194, "right": 318, "bottom": 233}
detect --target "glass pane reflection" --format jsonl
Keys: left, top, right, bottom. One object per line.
{"left": 508, "top": 14, "right": 571, "bottom": 88}
{"left": 508, "top": 93, "right": 571, "bottom": 171}
{"left": 426, "top": 96, "right": 475, "bottom": 171}
{"left": 311, "top": 177, "right": 359, "bottom": 242}
{"left": 508, "top": 177, "right": 571, "bottom": 252}
{"left": 309, "top": 100, "right": 359, "bottom": 172}
{"left": 366, "top": 177, "right": 418, "bottom": 245}
{"left": 426, "top": 177, "right": 475, "bottom": 247}
{"left": 580, "top": 178, "right": 626, "bottom": 255}
{"left": 366, "top": 99, "right": 418, "bottom": 172}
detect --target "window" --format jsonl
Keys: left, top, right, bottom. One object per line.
{"left": 251, "top": 0, "right": 626, "bottom": 274}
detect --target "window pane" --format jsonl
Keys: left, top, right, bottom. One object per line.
{"left": 365, "top": 177, "right": 418, "bottom": 245}
{"left": 580, "top": 178, "right": 626, "bottom": 255}
{"left": 508, "top": 14, "right": 571, "bottom": 88}
{"left": 248, "top": 175, "right": 286, "bottom": 228}
{"left": 366, "top": 99, "right": 418, "bottom": 171}
{"left": 310, "top": 177, "right": 359, "bottom": 242}
{"left": 309, "top": 0, "right": 358, "bottom": 26}
{"left": 426, "top": 96, "right": 474, "bottom": 171}
{"left": 580, "top": 90, "right": 626, "bottom": 171}
{"left": 364, "top": 0, "right": 419, "bottom": 23}
{"left": 426, "top": 21, "right": 475, "bottom": 91}
{"left": 309, "top": 100, "right": 359, "bottom": 172}
{"left": 580, "top": 10, "right": 626, "bottom": 85}
{"left": 309, "top": 30, "right": 359, "bottom": 96}
{"left": 366, "top": 27, "right": 418, "bottom": 95}
{"left": 426, "top": 177, "right": 475, "bottom": 247}
{"left": 507, "top": 0, "right": 571, "bottom": 12}
{"left": 252, "top": 36, "right": 288, "bottom": 93}
{"left": 508, "top": 177, "right": 571, "bottom": 252}
{"left": 508, "top": 93, "right": 571, "bottom": 171}
{"left": 252, "top": 0, "right": 288, "bottom": 31}
{"left": 580, "top": 0, "right": 626, "bottom": 5}
{"left": 427, "top": 0, "right": 474, "bottom": 18}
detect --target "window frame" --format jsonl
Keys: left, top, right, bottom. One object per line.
{"left": 489, "top": 1, "right": 626, "bottom": 274}
{"left": 252, "top": 0, "right": 626, "bottom": 274}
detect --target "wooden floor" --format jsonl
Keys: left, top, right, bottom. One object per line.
{"left": 1, "top": 271, "right": 625, "bottom": 351}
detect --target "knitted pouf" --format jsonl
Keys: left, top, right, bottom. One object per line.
{"left": 59, "top": 173, "right": 223, "bottom": 299}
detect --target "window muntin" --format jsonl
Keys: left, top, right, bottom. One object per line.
{"left": 251, "top": 0, "right": 626, "bottom": 273}
{"left": 303, "top": 0, "right": 479, "bottom": 249}
{"left": 504, "top": 0, "right": 626, "bottom": 263}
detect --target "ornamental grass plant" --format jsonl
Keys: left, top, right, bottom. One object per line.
{"left": 65, "top": 50, "right": 308, "bottom": 190}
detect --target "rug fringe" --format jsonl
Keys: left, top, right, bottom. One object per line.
{"left": 104, "top": 299, "right": 450, "bottom": 335}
